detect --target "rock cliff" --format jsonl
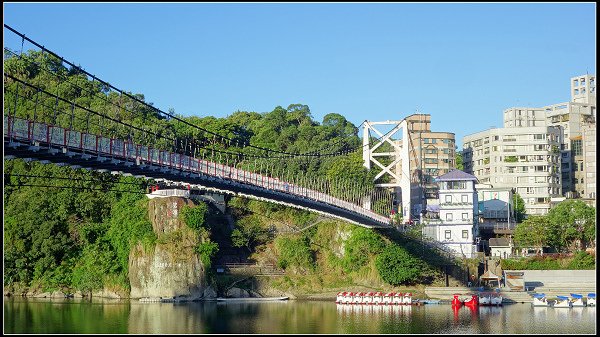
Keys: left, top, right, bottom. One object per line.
{"left": 128, "top": 196, "right": 212, "bottom": 300}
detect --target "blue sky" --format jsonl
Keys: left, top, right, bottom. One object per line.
{"left": 3, "top": 3, "right": 596, "bottom": 149}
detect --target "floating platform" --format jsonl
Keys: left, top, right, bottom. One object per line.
{"left": 216, "top": 296, "right": 289, "bottom": 302}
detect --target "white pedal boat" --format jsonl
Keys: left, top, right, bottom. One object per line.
{"left": 532, "top": 293, "right": 552, "bottom": 307}
{"left": 553, "top": 295, "right": 572, "bottom": 308}
{"left": 570, "top": 293, "right": 586, "bottom": 307}
{"left": 587, "top": 293, "right": 595, "bottom": 306}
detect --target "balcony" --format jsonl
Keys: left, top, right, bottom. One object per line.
{"left": 439, "top": 201, "right": 473, "bottom": 207}
{"left": 423, "top": 218, "right": 474, "bottom": 225}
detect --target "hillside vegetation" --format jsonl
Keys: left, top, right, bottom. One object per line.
{"left": 4, "top": 49, "right": 451, "bottom": 296}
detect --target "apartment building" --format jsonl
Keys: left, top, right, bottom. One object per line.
{"left": 463, "top": 126, "right": 562, "bottom": 215}
{"left": 542, "top": 102, "right": 595, "bottom": 195}
{"left": 464, "top": 74, "right": 595, "bottom": 214}
{"left": 571, "top": 74, "right": 596, "bottom": 104}
{"left": 582, "top": 123, "right": 596, "bottom": 199}
{"left": 422, "top": 169, "right": 479, "bottom": 258}
{"left": 400, "top": 114, "right": 456, "bottom": 199}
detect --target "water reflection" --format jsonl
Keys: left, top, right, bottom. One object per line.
{"left": 4, "top": 298, "right": 597, "bottom": 334}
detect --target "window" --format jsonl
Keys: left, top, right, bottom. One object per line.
{"left": 462, "top": 230, "right": 468, "bottom": 239}
{"left": 446, "top": 213, "right": 453, "bottom": 221}
{"left": 572, "top": 139, "right": 582, "bottom": 156}
{"left": 461, "top": 195, "right": 468, "bottom": 203}
{"left": 445, "top": 230, "right": 451, "bottom": 240}
{"left": 575, "top": 89, "right": 580, "bottom": 95}
{"left": 574, "top": 79, "right": 579, "bottom": 87}
{"left": 462, "top": 213, "right": 469, "bottom": 221}
{"left": 445, "top": 195, "right": 452, "bottom": 203}
{"left": 446, "top": 181, "right": 466, "bottom": 190}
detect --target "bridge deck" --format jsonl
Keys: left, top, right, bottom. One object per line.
{"left": 4, "top": 116, "right": 392, "bottom": 228}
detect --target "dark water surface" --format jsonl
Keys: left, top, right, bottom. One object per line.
{"left": 4, "top": 297, "right": 596, "bottom": 334}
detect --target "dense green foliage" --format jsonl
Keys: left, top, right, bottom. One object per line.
{"left": 4, "top": 49, "right": 397, "bottom": 213}
{"left": 274, "top": 235, "right": 315, "bottom": 271}
{"left": 514, "top": 192, "right": 526, "bottom": 223}
{"left": 501, "top": 251, "right": 595, "bottom": 270}
{"left": 375, "top": 244, "right": 433, "bottom": 285}
{"left": 341, "top": 227, "right": 386, "bottom": 272}
{"left": 455, "top": 151, "right": 463, "bottom": 170}
{"left": 181, "top": 203, "right": 208, "bottom": 231}
{"left": 107, "top": 195, "right": 156, "bottom": 275}
{"left": 3, "top": 159, "right": 149, "bottom": 292}
{"left": 513, "top": 200, "right": 596, "bottom": 252}
{"left": 546, "top": 200, "right": 596, "bottom": 251}
{"left": 4, "top": 49, "right": 446, "bottom": 294}
{"left": 179, "top": 203, "right": 219, "bottom": 270}
{"left": 513, "top": 215, "right": 551, "bottom": 253}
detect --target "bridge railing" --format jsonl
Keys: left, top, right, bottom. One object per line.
{"left": 5, "top": 116, "right": 391, "bottom": 226}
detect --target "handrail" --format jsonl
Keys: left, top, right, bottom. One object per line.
{"left": 4, "top": 116, "right": 391, "bottom": 226}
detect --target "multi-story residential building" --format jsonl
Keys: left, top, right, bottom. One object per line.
{"left": 403, "top": 114, "right": 456, "bottom": 200}
{"left": 582, "top": 123, "right": 596, "bottom": 199}
{"left": 464, "top": 74, "right": 596, "bottom": 214}
{"left": 542, "top": 101, "right": 595, "bottom": 195}
{"left": 463, "top": 126, "right": 562, "bottom": 215}
{"left": 421, "top": 169, "right": 478, "bottom": 258}
{"left": 571, "top": 74, "right": 596, "bottom": 104}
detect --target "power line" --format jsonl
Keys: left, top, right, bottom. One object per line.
{"left": 5, "top": 173, "right": 148, "bottom": 185}
{"left": 4, "top": 23, "right": 370, "bottom": 158}
{"left": 4, "top": 183, "right": 146, "bottom": 194}
{"left": 4, "top": 72, "right": 385, "bottom": 160}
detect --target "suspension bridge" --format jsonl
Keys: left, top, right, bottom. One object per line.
{"left": 3, "top": 24, "right": 409, "bottom": 229}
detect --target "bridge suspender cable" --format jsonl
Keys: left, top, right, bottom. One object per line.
{"left": 4, "top": 24, "right": 384, "bottom": 158}
{"left": 4, "top": 23, "right": 376, "bottom": 159}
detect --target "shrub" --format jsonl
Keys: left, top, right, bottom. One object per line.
{"left": 501, "top": 253, "right": 595, "bottom": 270}
{"left": 275, "top": 235, "right": 314, "bottom": 271}
{"left": 567, "top": 251, "right": 595, "bottom": 269}
{"left": 196, "top": 239, "right": 219, "bottom": 269}
{"left": 375, "top": 244, "right": 430, "bottom": 285}
{"left": 341, "top": 227, "right": 386, "bottom": 272}
{"left": 180, "top": 203, "right": 208, "bottom": 231}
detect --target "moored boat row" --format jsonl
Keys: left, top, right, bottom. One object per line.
{"left": 336, "top": 292, "right": 414, "bottom": 305}
{"left": 532, "top": 293, "right": 595, "bottom": 307}
{"left": 452, "top": 292, "right": 503, "bottom": 307}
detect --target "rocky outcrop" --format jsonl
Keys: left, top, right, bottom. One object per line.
{"left": 129, "top": 197, "right": 208, "bottom": 299}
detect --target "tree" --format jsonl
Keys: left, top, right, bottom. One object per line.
{"left": 547, "top": 200, "right": 596, "bottom": 251}
{"left": 231, "top": 215, "right": 272, "bottom": 252}
{"left": 513, "top": 192, "right": 526, "bottom": 223}
{"left": 513, "top": 215, "right": 551, "bottom": 254}
{"left": 455, "top": 151, "right": 463, "bottom": 170}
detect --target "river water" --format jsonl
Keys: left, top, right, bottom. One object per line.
{"left": 4, "top": 297, "right": 596, "bottom": 334}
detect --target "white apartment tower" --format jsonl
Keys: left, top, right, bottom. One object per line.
{"left": 463, "top": 126, "right": 561, "bottom": 215}
{"left": 571, "top": 74, "right": 596, "bottom": 104}
{"left": 422, "top": 169, "right": 479, "bottom": 258}
{"left": 464, "top": 74, "right": 596, "bottom": 215}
